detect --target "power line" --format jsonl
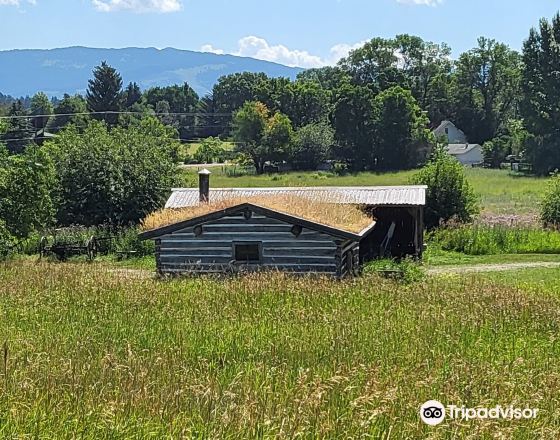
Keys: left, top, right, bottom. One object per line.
{"left": 0, "top": 111, "right": 234, "bottom": 120}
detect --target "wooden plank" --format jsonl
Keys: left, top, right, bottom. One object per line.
{"left": 160, "top": 256, "right": 234, "bottom": 264}
{"left": 262, "top": 256, "right": 335, "bottom": 265}
{"left": 165, "top": 232, "right": 333, "bottom": 241}
{"left": 201, "top": 225, "right": 294, "bottom": 233}
{"left": 160, "top": 240, "right": 335, "bottom": 248}
{"left": 160, "top": 249, "right": 233, "bottom": 257}
{"left": 262, "top": 247, "right": 336, "bottom": 257}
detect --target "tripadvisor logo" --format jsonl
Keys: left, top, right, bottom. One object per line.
{"left": 420, "top": 400, "right": 445, "bottom": 426}
{"left": 419, "top": 400, "right": 539, "bottom": 426}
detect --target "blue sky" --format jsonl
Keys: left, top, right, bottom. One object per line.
{"left": 0, "top": 0, "right": 559, "bottom": 67}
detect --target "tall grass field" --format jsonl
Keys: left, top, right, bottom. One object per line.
{"left": 1, "top": 261, "right": 559, "bottom": 438}
{"left": 431, "top": 225, "right": 560, "bottom": 255}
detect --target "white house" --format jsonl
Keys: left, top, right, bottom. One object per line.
{"left": 446, "top": 143, "right": 484, "bottom": 166}
{"left": 433, "top": 121, "right": 468, "bottom": 144}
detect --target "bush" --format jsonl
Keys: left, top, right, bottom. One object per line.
{"left": 541, "top": 173, "right": 560, "bottom": 227}
{"left": 289, "top": 122, "right": 334, "bottom": 170}
{"left": 45, "top": 118, "right": 179, "bottom": 227}
{"left": 0, "top": 219, "right": 14, "bottom": 259}
{"left": 411, "top": 146, "right": 479, "bottom": 228}
{"left": 362, "top": 258, "right": 425, "bottom": 284}
{"left": 430, "top": 225, "right": 560, "bottom": 255}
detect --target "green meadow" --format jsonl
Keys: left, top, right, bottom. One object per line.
{"left": 181, "top": 167, "right": 547, "bottom": 217}
{"left": 1, "top": 262, "right": 559, "bottom": 438}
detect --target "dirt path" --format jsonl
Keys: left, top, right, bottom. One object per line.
{"left": 428, "top": 261, "right": 560, "bottom": 275}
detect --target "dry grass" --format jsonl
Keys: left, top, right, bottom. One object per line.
{"left": 141, "top": 195, "right": 374, "bottom": 233}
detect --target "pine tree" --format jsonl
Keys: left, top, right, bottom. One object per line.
{"left": 86, "top": 61, "right": 123, "bottom": 126}
{"left": 124, "top": 82, "right": 142, "bottom": 108}
{"left": 1, "top": 100, "right": 34, "bottom": 153}
{"left": 30, "top": 92, "right": 54, "bottom": 132}
{"left": 197, "top": 94, "right": 222, "bottom": 137}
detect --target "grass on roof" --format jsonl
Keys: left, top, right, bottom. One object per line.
{"left": 141, "top": 195, "right": 374, "bottom": 234}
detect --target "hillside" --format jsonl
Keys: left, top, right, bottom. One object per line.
{"left": 0, "top": 46, "right": 303, "bottom": 98}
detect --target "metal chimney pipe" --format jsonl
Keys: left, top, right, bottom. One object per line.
{"left": 198, "top": 169, "right": 211, "bottom": 203}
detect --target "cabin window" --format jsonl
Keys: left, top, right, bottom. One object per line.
{"left": 233, "top": 242, "right": 262, "bottom": 263}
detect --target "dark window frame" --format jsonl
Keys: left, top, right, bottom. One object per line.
{"left": 232, "top": 241, "right": 263, "bottom": 263}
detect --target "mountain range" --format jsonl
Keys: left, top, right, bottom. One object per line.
{"left": 0, "top": 47, "right": 304, "bottom": 98}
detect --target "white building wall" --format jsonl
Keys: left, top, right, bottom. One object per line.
{"left": 452, "top": 146, "right": 484, "bottom": 165}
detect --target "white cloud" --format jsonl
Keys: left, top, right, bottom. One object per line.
{"left": 200, "top": 36, "right": 366, "bottom": 68}
{"left": 200, "top": 44, "right": 224, "bottom": 55}
{"left": 397, "top": 0, "right": 443, "bottom": 6}
{"left": 0, "top": 0, "right": 35, "bottom": 6}
{"left": 234, "top": 36, "right": 325, "bottom": 68}
{"left": 91, "top": 0, "right": 182, "bottom": 13}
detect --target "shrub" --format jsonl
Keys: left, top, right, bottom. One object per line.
{"left": 362, "top": 258, "right": 425, "bottom": 284}
{"left": 289, "top": 122, "right": 334, "bottom": 170}
{"left": 0, "top": 219, "right": 14, "bottom": 259}
{"left": 411, "top": 146, "right": 479, "bottom": 228}
{"left": 45, "top": 118, "right": 179, "bottom": 227}
{"left": 430, "top": 225, "right": 560, "bottom": 255}
{"left": 541, "top": 173, "right": 560, "bottom": 228}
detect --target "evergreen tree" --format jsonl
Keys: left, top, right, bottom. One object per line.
{"left": 124, "top": 82, "right": 142, "bottom": 108}
{"left": 86, "top": 61, "right": 123, "bottom": 126}
{"left": 521, "top": 14, "right": 560, "bottom": 174}
{"left": 1, "top": 100, "right": 34, "bottom": 153}
{"left": 30, "top": 92, "right": 54, "bottom": 132}
{"left": 52, "top": 94, "right": 89, "bottom": 132}
{"left": 197, "top": 94, "right": 222, "bottom": 138}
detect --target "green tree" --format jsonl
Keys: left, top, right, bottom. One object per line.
{"left": 86, "top": 61, "right": 123, "bottom": 126}
{"left": 296, "top": 66, "right": 352, "bottom": 93}
{"left": 339, "top": 34, "right": 452, "bottom": 107}
{"left": 45, "top": 118, "right": 179, "bottom": 226}
{"left": 285, "top": 80, "right": 330, "bottom": 128}
{"left": 213, "top": 72, "right": 270, "bottom": 133}
{"left": 124, "top": 82, "right": 142, "bottom": 108}
{"left": 411, "top": 146, "right": 479, "bottom": 228}
{"left": 1, "top": 100, "right": 34, "bottom": 153}
{"left": 521, "top": 13, "right": 560, "bottom": 174}
{"left": 232, "top": 101, "right": 293, "bottom": 174}
{"left": 144, "top": 83, "right": 199, "bottom": 139}
{"left": 452, "top": 37, "right": 522, "bottom": 144}
{"left": 0, "top": 144, "right": 56, "bottom": 239}
{"left": 290, "top": 121, "right": 334, "bottom": 170}
{"left": 197, "top": 94, "right": 222, "bottom": 138}
{"left": 193, "top": 137, "right": 227, "bottom": 164}
{"left": 30, "top": 92, "right": 54, "bottom": 132}
{"left": 331, "top": 85, "right": 377, "bottom": 170}
{"left": 373, "top": 86, "right": 433, "bottom": 170}
{"left": 52, "top": 94, "right": 89, "bottom": 132}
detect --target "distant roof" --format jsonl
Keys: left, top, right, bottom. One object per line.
{"left": 446, "top": 143, "right": 482, "bottom": 156}
{"left": 166, "top": 186, "right": 427, "bottom": 209}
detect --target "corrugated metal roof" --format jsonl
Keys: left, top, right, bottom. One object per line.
{"left": 447, "top": 143, "right": 482, "bottom": 155}
{"left": 165, "top": 186, "right": 427, "bottom": 209}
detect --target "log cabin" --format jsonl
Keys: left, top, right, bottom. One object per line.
{"left": 139, "top": 170, "right": 427, "bottom": 277}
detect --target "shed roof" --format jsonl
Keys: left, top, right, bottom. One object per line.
{"left": 165, "top": 186, "right": 427, "bottom": 209}
{"left": 446, "top": 143, "right": 482, "bottom": 156}
{"left": 139, "top": 203, "right": 377, "bottom": 241}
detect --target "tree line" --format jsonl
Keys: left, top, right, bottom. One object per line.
{"left": 3, "top": 14, "right": 560, "bottom": 174}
